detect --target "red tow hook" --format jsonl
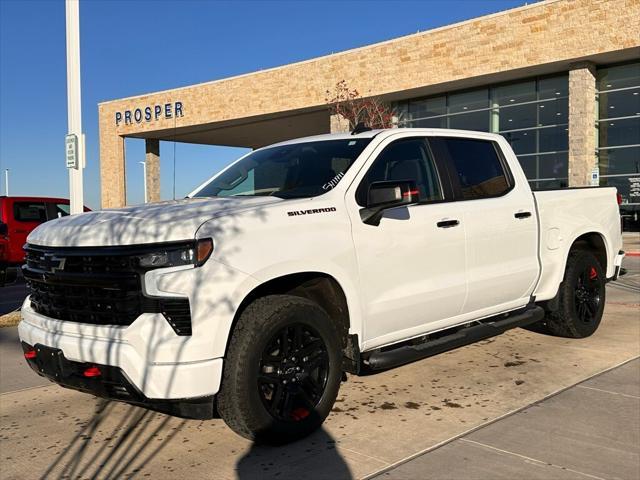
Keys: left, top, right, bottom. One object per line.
{"left": 24, "top": 349, "right": 37, "bottom": 360}
{"left": 83, "top": 366, "right": 102, "bottom": 378}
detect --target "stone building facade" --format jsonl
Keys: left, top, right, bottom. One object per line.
{"left": 98, "top": 0, "right": 640, "bottom": 213}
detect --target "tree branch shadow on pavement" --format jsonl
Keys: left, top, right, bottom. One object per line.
{"left": 37, "top": 398, "right": 187, "bottom": 480}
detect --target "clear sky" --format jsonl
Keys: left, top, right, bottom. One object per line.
{"left": 0, "top": 0, "right": 525, "bottom": 209}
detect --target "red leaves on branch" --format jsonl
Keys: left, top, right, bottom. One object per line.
{"left": 325, "top": 80, "right": 397, "bottom": 130}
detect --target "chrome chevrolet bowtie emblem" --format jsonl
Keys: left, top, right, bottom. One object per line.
{"left": 40, "top": 253, "right": 66, "bottom": 274}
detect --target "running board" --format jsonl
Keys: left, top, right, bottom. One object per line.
{"left": 364, "top": 306, "right": 545, "bottom": 371}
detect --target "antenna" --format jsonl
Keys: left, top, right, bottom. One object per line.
{"left": 351, "top": 122, "right": 372, "bottom": 135}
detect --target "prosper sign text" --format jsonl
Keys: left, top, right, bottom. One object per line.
{"left": 115, "top": 102, "right": 184, "bottom": 126}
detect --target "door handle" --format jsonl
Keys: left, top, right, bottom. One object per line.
{"left": 514, "top": 211, "right": 532, "bottom": 219}
{"left": 437, "top": 219, "right": 460, "bottom": 228}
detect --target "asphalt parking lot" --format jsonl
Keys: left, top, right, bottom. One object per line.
{"left": 0, "top": 257, "right": 638, "bottom": 480}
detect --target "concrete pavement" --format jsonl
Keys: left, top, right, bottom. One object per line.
{"left": 373, "top": 359, "right": 640, "bottom": 480}
{"left": 0, "top": 327, "right": 49, "bottom": 393}
{"left": 0, "top": 272, "right": 27, "bottom": 316}
{"left": 0, "top": 258, "right": 638, "bottom": 479}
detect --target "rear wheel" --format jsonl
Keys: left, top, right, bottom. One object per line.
{"left": 217, "top": 295, "right": 342, "bottom": 444}
{"left": 538, "top": 250, "right": 606, "bottom": 338}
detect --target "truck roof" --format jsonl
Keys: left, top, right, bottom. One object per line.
{"left": 269, "top": 128, "right": 504, "bottom": 147}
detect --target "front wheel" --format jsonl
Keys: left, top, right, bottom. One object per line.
{"left": 540, "top": 250, "right": 606, "bottom": 338}
{"left": 217, "top": 295, "right": 343, "bottom": 444}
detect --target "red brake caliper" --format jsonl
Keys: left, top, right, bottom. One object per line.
{"left": 589, "top": 266, "right": 598, "bottom": 280}
{"left": 291, "top": 408, "right": 310, "bottom": 421}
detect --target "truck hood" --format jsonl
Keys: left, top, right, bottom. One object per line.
{"left": 27, "top": 196, "right": 283, "bottom": 247}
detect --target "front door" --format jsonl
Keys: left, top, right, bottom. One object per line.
{"left": 347, "top": 136, "right": 468, "bottom": 350}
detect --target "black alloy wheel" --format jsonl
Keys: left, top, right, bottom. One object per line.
{"left": 573, "top": 264, "right": 602, "bottom": 325}
{"left": 217, "top": 294, "right": 343, "bottom": 443}
{"left": 257, "top": 323, "right": 330, "bottom": 422}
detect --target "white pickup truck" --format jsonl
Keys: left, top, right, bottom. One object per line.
{"left": 19, "top": 128, "right": 624, "bottom": 443}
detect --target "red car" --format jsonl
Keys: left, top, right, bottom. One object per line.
{"left": 0, "top": 196, "right": 90, "bottom": 285}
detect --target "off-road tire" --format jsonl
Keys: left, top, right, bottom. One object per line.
{"left": 537, "top": 250, "right": 606, "bottom": 338}
{"left": 217, "top": 294, "right": 342, "bottom": 444}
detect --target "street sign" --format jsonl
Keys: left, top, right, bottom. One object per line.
{"left": 590, "top": 167, "right": 600, "bottom": 186}
{"left": 65, "top": 134, "right": 78, "bottom": 169}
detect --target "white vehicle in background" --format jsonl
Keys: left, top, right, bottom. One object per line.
{"left": 19, "top": 128, "right": 624, "bottom": 443}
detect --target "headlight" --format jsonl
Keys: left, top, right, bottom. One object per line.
{"left": 137, "top": 238, "right": 213, "bottom": 269}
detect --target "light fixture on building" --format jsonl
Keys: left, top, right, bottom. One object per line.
{"left": 509, "top": 99, "right": 515, "bottom": 102}
{"left": 556, "top": 112, "right": 562, "bottom": 116}
{"left": 610, "top": 105, "right": 615, "bottom": 109}
{"left": 540, "top": 105, "right": 545, "bottom": 108}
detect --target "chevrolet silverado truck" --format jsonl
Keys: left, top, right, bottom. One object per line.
{"left": 19, "top": 128, "right": 624, "bottom": 443}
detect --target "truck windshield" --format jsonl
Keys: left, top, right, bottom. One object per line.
{"left": 192, "top": 138, "right": 372, "bottom": 199}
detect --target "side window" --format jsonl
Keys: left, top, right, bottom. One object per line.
{"left": 50, "top": 203, "right": 71, "bottom": 219}
{"left": 432, "top": 138, "right": 511, "bottom": 199}
{"left": 356, "top": 138, "right": 442, "bottom": 206}
{"left": 13, "top": 202, "right": 47, "bottom": 223}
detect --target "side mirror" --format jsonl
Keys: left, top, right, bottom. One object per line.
{"left": 360, "top": 180, "right": 419, "bottom": 226}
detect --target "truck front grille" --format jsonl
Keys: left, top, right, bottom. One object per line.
{"left": 23, "top": 244, "right": 192, "bottom": 335}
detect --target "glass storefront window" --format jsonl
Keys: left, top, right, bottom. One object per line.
{"left": 599, "top": 117, "right": 640, "bottom": 148}
{"left": 498, "top": 103, "right": 537, "bottom": 131}
{"left": 448, "top": 110, "right": 490, "bottom": 131}
{"left": 597, "top": 63, "right": 640, "bottom": 91}
{"left": 599, "top": 146, "right": 640, "bottom": 176}
{"left": 538, "top": 76, "right": 568, "bottom": 100}
{"left": 408, "top": 96, "right": 446, "bottom": 120}
{"left": 397, "top": 74, "right": 569, "bottom": 187}
{"left": 448, "top": 89, "right": 489, "bottom": 114}
{"left": 492, "top": 80, "right": 536, "bottom": 106}
{"left": 598, "top": 89, "right": 640, "bottom": 119}
{"left": 538, "top": 98, "right": 568, "bottom": 126}
{"left": 597, "top": 62, "right": 640, "bottom": 230}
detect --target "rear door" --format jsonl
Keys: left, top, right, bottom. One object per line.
{"left": 429, "top": 136, "right": 538, "bottom": 317}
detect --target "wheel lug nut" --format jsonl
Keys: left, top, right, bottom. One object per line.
{"left": 283, "top": 380, "right": 287, "bottom": 384}
{"left": 296, "top": 366, "right": 301, "bottom": 371}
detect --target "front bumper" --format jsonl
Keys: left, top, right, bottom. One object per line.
{"left": 18, "top": 303, "right": 223, "bottom": 402}
{"left": 21, "top": 341, "right": 216, "bottom": 419}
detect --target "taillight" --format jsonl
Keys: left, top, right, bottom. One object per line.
{"left": 616, "top": 192, "right": 623, "bottom": 205}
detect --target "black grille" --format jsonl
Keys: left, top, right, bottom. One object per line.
{"left": 23, "top": 244, "right": 192, "bottom": 335}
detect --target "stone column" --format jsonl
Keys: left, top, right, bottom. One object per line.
{"left": 568, "top": 62, "right": 597, "bottom": 187}
{"left": 330, "top": 113, "right": 350, "bottom": 133}
{"left": 145, "top": 139, "right": 161, "bottom": 203}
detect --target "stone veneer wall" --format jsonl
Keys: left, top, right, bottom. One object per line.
{"left": 99, "top": 0, "right": 640, "bottom": 207}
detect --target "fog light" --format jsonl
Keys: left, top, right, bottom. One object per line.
{"left": 83, "top": 366, "right": 101, "bottom": 378}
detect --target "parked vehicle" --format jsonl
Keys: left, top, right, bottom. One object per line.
{"left": 19, "top": 129, "right": 624, "bottom": 443}
{"left": 0, "top": 196, "right": 89, "bottom": 285}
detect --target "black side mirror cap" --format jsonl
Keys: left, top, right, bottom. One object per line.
{"left": 360, "top": 180, "right": 419, "bottom": 226}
